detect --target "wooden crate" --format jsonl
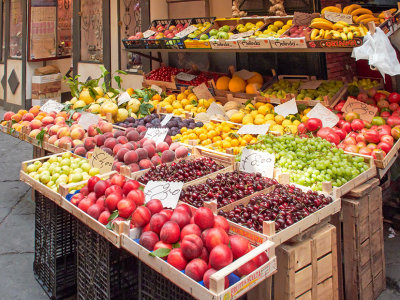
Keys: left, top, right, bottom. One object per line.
{"left": 119, "top": 222, "right": 277, "bottom": 300}
{"left": 341, "top": 178, "right": 386, "bottom": 300}
{"left": 274, "top": 223, "right": 339, "bottom": 300}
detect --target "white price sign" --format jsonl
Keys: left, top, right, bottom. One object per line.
{"left": 151, "top": 84, "right": 163, "bottom": 94}
{"left": 176, "top": 72, "right": 197, "bottom": 82}
{"left": 193, "top": 83, "right": 213, "bottom": 100}
{"left": 118, "top": 92, "right": 131, "bottom": 106}
{"left": 233, "top": 69, "right": 255, "bottom": 81}
{"left": 160, "top": 114, "right": 173, "bottom": 126}
{"left": 40, "top": 100, "right": 64, "bottom": 113}
{"left": 144, "top": 128, "right": 168, "bottom": 144}
{"left": 207, "top": 102, "right": 227, "bottom": 119}
{"left": 175, "top": 25, "right": 197, "bottom": 38}
{"left": 299, "top": 80, "right": 323, "bottom": 90}
{"left": 144, "top": 181, "right": 184, "bottom": 209}
{"left": 237, "top": 124, "right": 270, "bottom": 135}
{"left": 78, "top": 112, "right": 100, "bottom": 130}
{"left": 307, "top": 103, "right": 339, "bottom": 128}
{"left": 143, "top": 30, "right": 156, "bottom": 38}
{"left": 324, "top": 11, "right": 353, "bottom": 24}
{"left": 239, "top": 148, "right": 275, "bottom": 178}
{"left": 230, "top": 30, "right": 255, "bottom": 40}
{"left": 274, "top": 99, "right": 298, "bottom": 117}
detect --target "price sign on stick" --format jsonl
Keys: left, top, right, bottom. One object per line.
{"left": 193, "top": 83, "right": 213, "bottom": 100}
{"left": 144, "top": 181, "right": 183, "bottom": 208}
{"left": 341, "top": 98, "right": 378, "bottom": 122}
{"left": 175, "top": 25, "right": 198, "bottom": 38}
{"left": 90, "top": 147, "right": 114, "bottom": 174}
{"left": 233, "top": 69, "right": 255, "bottom": 80}
{"left": 176, "top": 72, "right": 197, "bottom": 82}
{"left": 78, "top": 112, "right": 100, "bottom": 130}
{"left": 151, "top": 84, "right": 163, "bottom": 94}
{"left": 299, "top": 80, "right": 323, "bottom": 90}
{"left": 237, "top": 124, "right": 270, "bottom": 135}
{"left": 307, "top": 103, "right": 339, "bottom": 127}
{"left": 274, "top": 99, "right": 298, "bottom": 117}
{"left": 117, "top": 92, "right": 131, "bottom": 106}
{"left": 143, "top": 30, "right": 156, "bottom": 38}
{"left": 207, "top": 102, "right": 227, "bottom": 119}
{"left": 324, "top": 11, "right": 353, "bottom": 24}
{"left": 239, "top": 148, "right": 275, "bottom": 178}
{"left": 160, "top": 114, "right": 173, "bottom": 126}
{"left": 40, "top": 100, "right": 64, "bottom": 113}
{"left": 144, "top": 128, "right": 168, "bottom": 144}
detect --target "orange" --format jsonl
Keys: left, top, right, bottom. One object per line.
{"left": 126, "top": 88, "right": 134, "bottom": 96}
{"left": 216, "top": 76, "right": 230, "bottom": 90}
{"left": 228, "top": 76, "right": 246, "bottom": 93}
{"left": 243, "top": 134, "right": 253, "bottom": 143}
{"left": 207, "top": 130, "right": 216, "bottom": 139}
{"left": 201, "top": 139, "right": 212, "bottom": 146}
{"left": 29, "top": 106, "right": 40, "bottom": 116}
{"left": 231, "top": 139, "right": 239, "bottom": 147}
{"left": 199, "top": 133, "right": 207, "bottom": 141}
{"left": 222, "top": 140, "right": 231, "bottom": 149}
{"left": 152, "top": 94, "right": 161, "bottom": 101}
{"left": 212, "top": 136, "right": 222, "bottom": 142}
{"left": 247, "top": 72, "right": 264, "bottom": 85}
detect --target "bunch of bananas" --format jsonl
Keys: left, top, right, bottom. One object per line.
{"left": 344, "top": 4, "right": 396, "bottom": 25}
{"left": 310, "top": 20, "right": 368, "bottom": 40}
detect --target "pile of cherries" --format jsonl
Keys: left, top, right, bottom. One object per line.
{"left": 139, "top": 157, "right": 225, "bottom": 184}
{"left": 218, "top": 184, "right": 333, "bottom": 233}
{"left": 180, "top": 172, "right": 277, "bottom": 208}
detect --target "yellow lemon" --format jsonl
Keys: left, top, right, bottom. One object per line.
{"left": 177, "top": 93, "right": 186, "bottom": 101}
{"left": 301, "top": 116, "right": 309, "bottom": 123}
{"left": 251, "top": 110, "right": 259, "bottom": 118}
{"left": 257, "top": 105, "right": 269, "bottom": 115}
{"left": 293, "top": 120, "right": 301, "bottom": 126}
{"left": 274, "top": 115, "right": 285, "bottom": 125}
{"left": 274, "top": 21, "right": 284, "bottom": 28}
{"left": 198, "top": 99, "right": 210, "bottom": 108}
{"left": 242, "top": 115, "right": 254, "bottom": 125}
{"left": 255, "top": 102, "right": 264, "bottom": 109}
{"left": 287, "top": 125, "right": 298, "bottom": 134}
{"left": 181, "top": 98, "right": 189, "bottom": 107}
{"left": 265, "top": 120, "right": 276, "bottom": 126}
{"left": 265, "top": 114, "right": 275, "bottom": 121}
{"left": 282, "top": 119, "right": 292, "bottom": 127}
{"left": 172, "top": 101, "right": 182, "bottom": 109}
{"left": 165, "top": 105, "right": 173, "bottom": 113}
{"left": 254, "top": 117, "right": 265, "bottom": 125}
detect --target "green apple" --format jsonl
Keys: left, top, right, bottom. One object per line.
{"left": 200, "top": 34, "right": 208, "bottom": 40}
{"left": 34, "top": 161, "right": 42, "bottom": 168}
{"left": 56, "top": 174, "right": 68, "bottom": 186}
{"left": 209, "top": 29, "right": 218, "bottom": 36}
{"left": 69, "top": 173, "right": 83, "bottom": 183}
{"left": 89, "top": 168, "right": 100, "bottom": 176}
{"left": 188, "top": 33, "right": 196, "bottom": 39}
{"left": 46, "top": 180, "right": 55, "bottom": 188}
{"left": 51, "top": 173, "right": 60, "bottom": 182}
{"left": 48, "top": 156, "right": 58, "bottom": 163}
{"left": 61, "top": 158, "right": 71, "bottom": 166}
{"left": 82, "top": 173, "right": 91, "bottom": 181}
{"left": 33, "top": 174, "right": 40, "bottom": 181}
{"left": 81, "top": 163, "right": 91, "bottom": 173}
{"left": 217, "top": 32, "right": 229, "bottom": 39}
{"left": 57, "top": 157, "right": 62, "bottom": 163}
{"left": 53, "top": 167, "right": 62, "bottom": 175}
{"left": 40, "top": 173, "right": 51, "bottom": 184}
{"left": 61, "top": 166, "right": 71, "bottom": 175}
{"left": 43, "top": 162, "right": 50, "bottom": 169}
{"left": 70, "top": 162, "right": 79, "bottom": 170}
{"left": 26, "top": 164, "right": 37, "bottom": 173}
{"left": 62, "top": 152, "right": 72, "bottom": 159}
{"left": 220, "top": 25, "right": 230, "bottom": 32}
{"left": 29, "top": 172, "right": 37, "bottom": 178}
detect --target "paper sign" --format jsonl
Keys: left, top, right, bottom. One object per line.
{"left": 239, "top": 148, "right": 275, "bottom": 178}
{"left": 144, "top": 128, "right": 168, "bottom": 144}
{"left": 40, "top": 100, "right": 64, "bottom": 113}
{"left": 144, "top": 181, "right": 183, "bottom": 208}
{"left": 233, "top": 69, "right": 255, "bottom": 81}
{"left": 274, "top": 99, "right": 298, "bottom": 117}
{"left": 160, "top": 114, "right": 173, "bottom": 126}
{"left": 151, "top": 84, "right": 163, "bottom": 94}
{"left": 89, "top": 147, "right": 114, "bottom": 174}
{"left": 175, "top": 25, "right": 197, "bottom": 38}
{"left": 230, "top": 30, "right": 254, "bottom": 40}
{"left": 300, "top": 80, "right": 323, "bottom": 90}
{"left": 193, "top": 83, "right": 213, "bottom": 100}
{"left": 207, "top": 102, "right": 227, "bottom": 119}
{"left": 324, "top": 11, "right": 353, "bottom": 24}
{"left": 307, "top": 103, "right": 339, "bottom": 127}
{"left": 78, "top": 112, "right": 100, "bottom": 130}
{"left": 143, "top": 30, "right": 156, "bottom": 38}
{"left": 118, "top": 92, "right": 131, "bottom": 106}
{"left": 176, "top": 72, "right": 197, "bottom": 82}
{"left": 237, "top": 124, "right": 270, "bottom": 135}
{"left": 341, "top": 98, "right": 378, "bottom": 122}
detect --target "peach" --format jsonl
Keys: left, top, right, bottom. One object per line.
{"left": 161, "top": 150, "right": 175, "bottom": 163}
{"left": 3, "top": 111, "right": 15, "bottom": 121}
{"left": 20, "top": 121, "right": 30, "bottom": 127}
{"left": 18, "top": 109, "right": 28, "bottom": 115}
{"left": 112, "top": 161, "right": 123, "bottom": 172}
{"left": 136, "top": 148, "right": 148, "bottom": 161}
{"left": 28, "top": 106, "right": 40, "bottom": 116}
{"left": 58, "top": 136, "right": 73, "bottom": 148}
{"left": 146, "top": 199, "right": 163, "bottom": 215}
{"left": 104, "top": 138, "right": 117, "bottom": 150}
{"left": 160, "top": 221, "right": 180, "bottom": 244}
{"left": 126, "top": 130, "right": 140, "bottom": 141}
{"left": 203, "top": 268, "right": 229, "bottom": 289}
{"left": 237, "top": 261, "right": 257, "bottom": 277}
{"left": 28, "top": 129, "right": 41, "bottom": 138}
{"left": 30, "top": 119, "right": 42, "bottom": 130}
{"left": 181, "top": 224, "right": 201, "bottom": 240}
{"left": 49, "top": 124, "right": 61, "bottom": 136}
{"left": 185, "top": 258, "right": 208, "bottom": 282}
{"left": 94, "top": 134, "right": 106, "bottom": 147}
{"left": 87, "top": 124, "right": 99, "bottom": 137}
{"left": 122, "top": 143, "right": 134, "bottom": 150}
{"left": 84, "top": 137, "right": 96, "bottom": 151}
{"left": 209, "top": 244, "right": 233, "bottom": 270}
{"left": 132, "top": 206, "right": 152, "bottom": 227}
{"left": 54, "top": 116, "right": 66, "bottom": 125}
{"left": 167, "top": 248, "right": 188, "bottom": 271}
{"left": 57, "top": 127, "right": 70, "bottom": 138}
{"left": 104, "top": 132, "right": 114, "bottom": 140}
{"left": 56, "top": 111, "right": 68, "bottom": 119}
{"left": 114, "top": 130, "right": 125, "bottom": 138}
{"left": 124, "top": 150, "right": 139, "bottom": 165}
{"left": 48, "top": 135, "right": 58, "bottom": 145}
{"left": 213, "top": 216, "right": 230, "bottom": 234}
{"left": 194, "top": 207, "right": 214, "bottom": 231}
{"left": 11, "top": 114, "right": 22, "bottom": 122}
{"left": 129, "top": 163, "right": 140, "bottom": 173}
{"left": 156, "top": 142, "right": 169, "bottom": 153}
{"left": 72, "top": 139, "right": 84, "bottom": 147}
{"left": 181, "top": 234, "right": 203, "bottom": 260}
{"left": 139, "top": 159, "right": 153, "bottom": 170}
{"left": 175, "top": 204, "right": 192, "bottom": 217}
{"left": 71, "top": 127, "right": 85, "bottom": 140}
{"left": 116, "top": 148, "right": 129, "bottom": 162}
{"left": 205, "top": 228, "right": 229, "bottom": 252}
{"left": 22, "top": 113, "right": 34, "bottom": 122}
{"left": 139, "top": 231, "right": 159, "bottom": 251}
{"left": 151, "top": 155, "right": 161, "bottom": 166}
{"left": 200, "top": 247, "right": 209, "bottom": 263}
{"left": 113, "top": 144, "right": 123, "bottom": 156}
{"left": 143, "top": 139, "right": 156, "bottom": 148}
{"left": 175, "top": 146, "right": 189, "bottom": 158}
{"left": 170, "top": 210, "right": 191, "bottom": 229}
{"left": 69, "top": 124, "right": 80, "bottom": 131}
{"left": 72, "top": 112, "right": 81, "bottom": 121}
{"left": 169, "top": 142, "right": 181, "bottom": 151}
{"left": 137, "top": 125, "right": 147, "bottom": 133}
{"left": 99, "top": 122, "right": 113, "bottom": 133}
{"left": 164, "top": 135, "right": 172, "bottom": 145}
{"left": 229, "top": 235, "right": 251, "bottom": 260}
{"left": 42, "top": 116, "right": 54, "bottom": 126}
{"left": 48, "top": 112, "right": 56, "bottom": 119}
{"left": 117, "top": 135, "right": 128, "bottom": 144}
{"left": 149, "top": 213, "right": 169, "bottom": 235}
{"left": 252, "top": 252, "right": 269, "bottom": 267}
{"left": 143, "top": 144, "right": 155, "bottom": 158}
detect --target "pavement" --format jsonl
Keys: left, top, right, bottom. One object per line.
{"left": 0, "top": 107, "right": 400, "bottom": 300}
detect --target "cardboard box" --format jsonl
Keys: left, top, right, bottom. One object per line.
{"left": 32, "top": 73, "right": 62, "bottom": 99}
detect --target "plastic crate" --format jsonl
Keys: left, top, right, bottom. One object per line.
{"left": 76, "top": 221, "right": 139, "bottom": 300}
{"left": 138, "top": 261, "right": 195, "bottom": 300}
{"left": 122, "top": 38, "right": 145, "bottom": 49}
{"left": 33, "top": 191, "right": 77, "bottom": 300}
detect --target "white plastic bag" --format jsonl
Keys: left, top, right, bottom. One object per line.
{"left": 352, "top": 27, "right": 400, "bottom": 80}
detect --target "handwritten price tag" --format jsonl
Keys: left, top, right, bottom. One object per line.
{"left": 307, "top": 103, "right": 339, "bottom": 127}
{"left": 40, "top": 100, "right": 64, "bottom": 113}
{"left": 144, "top": 181, "right": 183, "bottom": 208}
{"left": 144, "top": 128, "right": 168, "bottom": 144}
{"left": 117, "top": 92, "right": 131, "bottom": 106}
{"left": 175, "top": 25, "right": 198, "bottom": 38}
{"left": 89, "top": 147, "right": 114, "bottom": 174}
{"left": 143, "top": 30, "right": 156, "bottom": 38}
{"left": 233, "top": 69, "right": 255, "bottom": 81}
{"left": 176, "top": 72, "right": 197, "bottom": 82}
{"left": 151, "top": 84, "right": 163, "bottom": 94}
{"left": 207, "top": 102, "right": 227, "bottom": 119}
{"left": 341, "top": 98, "right": 378, "bottom": 122}
{"left": 237, "top": 124, "right": 270, "bottom": 135}
{"left": 274, "top": 99, "right": 298, "bottom": 117}
{"left": 231, "top": 30, "right": 254, "bottom": 40}
{"left": 193, "top": 83, "right": 213, "bottom": 100}
{"left": 300, "top": 80, "right": 323, "bottom": 90}
{"left": 239, "top": 148, "right": 275, "bottom": 178}
{"left": 160, "top": 114, "right": 173, "bottom": 126}
{"left": 324, "top": 11, "right": 353, "bottom": 24}
{"left": 78, "top": 112, "right": 100, "bottom": 130}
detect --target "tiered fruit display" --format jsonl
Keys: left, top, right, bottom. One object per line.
{"left": 310, "top": 20, "right": 367, "bottom": 40}
{"left": 215, "top": 72, "right": 264, "bottom": 94}
{"left": 114, "top": 114, "right": 204, "bottom": 137}
{"left": 138, "top": 157, "right": 225, "bottom": 184}
{"left": 219, "top": 184, "right": 333, "bottom": 232}
{"left": 185, "top": 22, "right": 212, "bottom": 40}
{"left": 130, "top": 23, "right": 190, "bottom": 40}
{"left": 25, "top": 152, "right": 100, "bottom": 192}
{"left": 72, "top": 128, "right": 189, "bottom": 172}
{"left": 257, "top": 20, "right": 292, "bottom": 38}
{"left": 180, "top": 172, "right": 276, "bottom": 208}
{"left": 138, "top": 205, "right": 270, "bottom": 285}
{"left": 208, "top": 25, "right": 232, "bottom": 40}
{"left": 246, "top": 134, "right": 370, "bottom": 190}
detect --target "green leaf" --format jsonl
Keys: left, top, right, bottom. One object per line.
{"left": 88, "top": 87, "right": 97, "bottom": 99}
{"left": 149, "top": 248, "right": 171, "bottom": 257}
{"left": 191, "top": 100, "right": 198, "bottom": 107}
{"left": 36, "top": 129, "right": 46, "bottom": 147}
{"left": 108, "top": 210, "right": 119, "bottom": 221}
{"left": 244, "top": 99, "right": 253, "bottom": 107}
{"left": 138, "top": 185, "right": 144, "bottom": 191}
{"left": 115, "top": 69, "right": 128, "bottom": 75}
{"left": 139, "top": 103, "right": 153, "bottom": 116}
{"left": 114, "top": 76, "right": 122, "bottom": 89}
{"left": 105, "top": 222, "right": 113, "bottom": 230}
{"left": 96, "top": 127, "right": 103, "bottom": 134}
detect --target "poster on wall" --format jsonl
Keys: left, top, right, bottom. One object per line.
{"left": 10, "top": 0, "right": 23, "bottom": 58}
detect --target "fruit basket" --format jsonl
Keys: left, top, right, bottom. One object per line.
{"left": 119, "top": 224, "right": 276, "bottom": 300}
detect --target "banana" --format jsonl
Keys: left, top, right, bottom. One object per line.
{"left": 310, "top": 28, "right": 319, "bottom": 40}
{"left": 360, "top": 17, "right": 380, "bottom": 24}
{"left": 336, "top": 21, "right": 349, "bottom": 26}
{"left": 319, "top": 29, "right": 325, "bottom": 37}
{"left": 343, "top": 4, "right": 361, "bottom": 14}
{"left": 359, "top": 26, "right": 367, "bottom": 36}
{"left": 311, "top": 18, "right": 333, "bottom": 24}
{"left": 353, "top": 31, "right": 361, "bottom": 37}
{"left": 351, "top": 8, "right": 373, "bottom": 16}
{"left": 321, "top": 6, "right": 342, "bottom": 14}
{"left": 333, "top": 23, "right": 345, "bottom": 30}
{"left": 324, "top": 30, "right": 332, "bottom": 39}
{"left": 355, "top": 14, "right": 374, "bottom": 23}
{"left": 343, "top": 27, "right": 349, "bottom": 33}
{"left": 349, "top": 26, "right": 359, "bottom": 31}
{"left": 341, "top": 32, "right": 348, "bottom": 40}
{"left": 311, "top": 19, "right": 334, "bottom": 30}
{"left": 332, "top": 31, "right": 341, "bottom": 39}
{"left": 378, "top": 8, "right": 397, "bottom": 18}
{"left": 347, "top": 32, "right": 353, "bottom": 39}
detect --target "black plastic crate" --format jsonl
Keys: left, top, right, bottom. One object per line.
{"left": 33, "top": 191, "right": 77, "bottom": 300}
{"left": 122, "top": 38, "right": 145, "bottom": 50}
{"left": 76, "top": 221, "right": 139, "bottom": 300}
{"left": 138, "top": 261, "right": 194, "bottom": 300}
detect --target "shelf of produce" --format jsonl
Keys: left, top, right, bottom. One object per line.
{"left": 120, "top": 229, "right": 277, "bottom": 300}
{"left": 125, "top": 47, "right": 353, "bottom": 53}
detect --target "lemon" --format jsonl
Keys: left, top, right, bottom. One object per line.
{"left": 177, "top": 93, "right": 186, "bottom": 101}
{"left": 165, "top": 105, "right": 173, "bottom": 113}
{"left": 79, "top": 89, "right": 95, "bottom": 105}
{"left": 274, "top": 21, "right": 284, "bottom": 28}
{"left": 287, "top": 125, "right": 298, "bottom": 134}
{"left": 282, "top": 119, "right": 292, "bottom": 127}
{"left": 115, "top": 108, "right": 129, "bottom": 122}
{"left": 287, "top": 20, "right": 293, "bottom": 26}
{"left": 274, "top": 115, "right": 285, "bottom": 124}
{"left": 70, "top": 97, "right": 77, "bottom": 104}
{"left": 250, "top": 110, "right": 259, "bottom": 118}
{"left": 73, "top": 100, "right": 87, "bottom": 109}
{"left": 93, "top": 87, "right": 104, "bottom": 99}
{"left": 256, "top": 21, "right": 264, "bottom": 28}
{"left": 89, "top": 103, "right": 101, "bottom": 114}
{"left": 265, "top": 114, "right": 275, "bottom": 121}
{"left": 265, "top": 120, "right": 276, "bottom": 126}
{"left": 254, "top": 117, "right": 265, "bottom": 125}
{"left": 257, "top": 105, "right": 269, "bottom": 115}
{"left": 268, "top": 25, "right": 278, "bottom": 32}
{"left": 172, "top": 101, "right": 182, "bottom": 109}
{"left": 198, "top": 99, "right": 210, "bottom": 108}
{"left": 301, "top": 116, "right": 309, "bottom": 123}
{"left": 242, "top": 115, "right": 254, "bottom": 125}
{"left": 293, "top": 120, "right": 301, "bottom": 126}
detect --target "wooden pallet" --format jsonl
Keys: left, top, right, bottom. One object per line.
{"left": 341, "top": 178, "right": 386, "bottom": 300}
{"left": 119, "top": 222, "right": 277, "bottom": 300}
{"left": 274, "top": 224, "right": 339, "bottom": 300}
